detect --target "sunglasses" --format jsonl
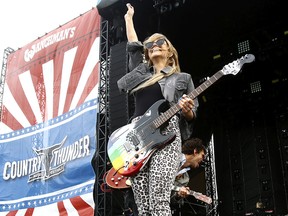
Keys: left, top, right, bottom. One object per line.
{"left": 144, "top": 38, "right": 166, "bottom": 49}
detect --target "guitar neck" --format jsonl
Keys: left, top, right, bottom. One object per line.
{"left": 172, "top": 185, "right": 212, "bottom": 204}
{"left": 187, "top": 70, "right": 224, "bottom": 100}
{"left": 153, "top": 70, "right": 224, "bottom": 128}
{"left": 172, "top": 185, "right": 195, "bottom": 196}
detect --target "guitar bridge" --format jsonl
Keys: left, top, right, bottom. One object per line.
{"left": 123, "top": 141, "right": 133, "bottom": 152}
{"left": 127, "top": 130, "right": 141, "bottom": 149}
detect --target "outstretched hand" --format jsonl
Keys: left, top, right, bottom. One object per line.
{"left": 124, "top": 3, "right": 138, "bottom": 42}
{"left": 124, "top": 3, "right": 134, "bottom": 20}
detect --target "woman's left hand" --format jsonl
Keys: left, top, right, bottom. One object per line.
{"left": 179, "top": 94, "right": 194, "bottom": 113}
{"left": 178, "top": 94, "right": 194, "bottom": 120}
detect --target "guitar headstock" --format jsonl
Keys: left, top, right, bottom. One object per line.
{"left": 221, "top": 54, "right": 255, "bottom": 76}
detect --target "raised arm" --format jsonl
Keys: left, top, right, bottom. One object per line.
{"left": 124, "top": 3, "right": 138, "bottom": 42}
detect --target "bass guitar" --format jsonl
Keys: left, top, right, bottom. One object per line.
{"left": 107, "top": 54, "right": 255, "bottom": 177}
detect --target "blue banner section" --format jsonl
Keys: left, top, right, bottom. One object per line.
{"left": 0, "top": 99, "right": 97, "bottom": 207}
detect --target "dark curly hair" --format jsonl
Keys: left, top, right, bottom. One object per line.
{"left": 182, "top": 138, "right": 206, "bottom": 155}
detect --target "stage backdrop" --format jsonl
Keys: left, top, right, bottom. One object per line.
{"left": 0, "top": 8, "right": 100, "bottom": 216}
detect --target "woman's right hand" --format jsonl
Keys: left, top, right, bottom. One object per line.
{"left": 124, "top": 3, "right": 138, "bottom": 42}
{"left": 124, "top": 3, "right": 134, "bottom": 20}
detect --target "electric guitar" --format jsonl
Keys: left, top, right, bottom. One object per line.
{"left": 172, "top": 186, "right": 212, "bottom": 205}
{"left": 107, "top": 54, "right": 255, "bottom": 177}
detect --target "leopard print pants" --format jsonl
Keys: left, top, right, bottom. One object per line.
{"left": 130, "top": 116, "right": 182, "bottom": 216}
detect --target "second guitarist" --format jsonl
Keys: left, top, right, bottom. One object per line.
{"left": 170, "top": 138, "right": 211, "bottom": 215}
{"left": 115, "top": 3, "right": 199, "bottom": 215}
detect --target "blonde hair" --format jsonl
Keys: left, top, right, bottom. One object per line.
{"left": 131, "top": 33, "right": 181, "bottom": 94}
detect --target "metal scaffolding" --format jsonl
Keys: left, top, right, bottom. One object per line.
{"left": 0, "top": 47, "right": 14, "bottom": 121}
{"left": 205, "top": 134, "right": 219, "bottom": 216}
{"left": 94, "top": 18, "right": 111, "bottom": 216}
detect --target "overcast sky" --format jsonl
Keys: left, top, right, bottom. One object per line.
{"left": 0, "top": 0, "right": 97, "bottom": 66}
